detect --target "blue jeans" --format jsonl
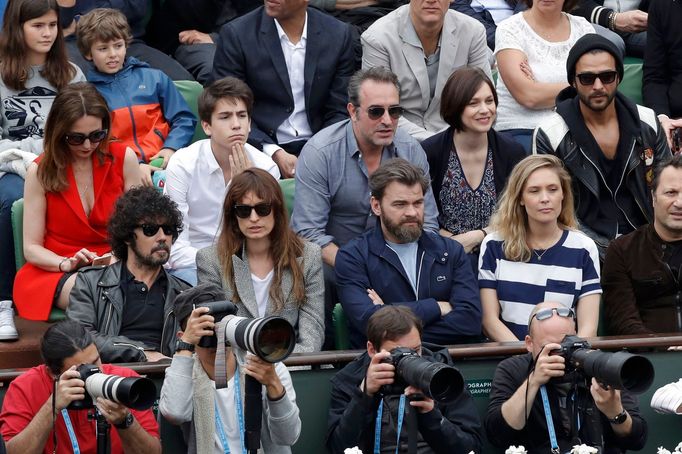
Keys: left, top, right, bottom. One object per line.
{"left": 169, "top": 267, "right": 197, "bottom": 286}
{"left": 503, "top": 128, "right": 533, "bottom": 155}
{"left": 0, "top": 173, "right": 24, "bottom": 300}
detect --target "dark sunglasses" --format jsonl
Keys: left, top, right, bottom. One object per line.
{"left": 137, "top": 223, "right": 178, "bottom": 237}
{"left": 576, "top": 71, "right": 618, "bottom": 86}
{"left": 234, "top": 203, "right": 272, "bottom": 219}
{"left": 64, "top": 129, "right": 108, "bottom": 146}
{"left": 366, "top": 105, "right": 404, "bottom": 120}
{"left": 529, "top": 307, "right": 575, "bottom": 329}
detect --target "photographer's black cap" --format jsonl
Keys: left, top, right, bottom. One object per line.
{"left": 566, "top": 33, "right": 624, "bottom": 84}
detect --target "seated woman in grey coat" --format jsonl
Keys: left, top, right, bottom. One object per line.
{"left": 196, "top": 168, "right": 325, "bottom": 352}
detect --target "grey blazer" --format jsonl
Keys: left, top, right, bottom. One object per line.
{"left": 196, "top": 241, "right": 325, "bottom": 353}
{"left": 361, "top": 4, "right": 491, "bottom": 141}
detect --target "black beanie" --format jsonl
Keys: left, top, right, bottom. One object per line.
{"left": 565, "top": 33, "right": 624, "bottom": 84}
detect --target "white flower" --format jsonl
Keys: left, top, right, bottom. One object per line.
{"left": 571, "top": 445, "right": 598, "bottom": 454}
{"left": 658, "top": 447, "right": 672, "bottom": 454}
{"left": 505, "top": 446, "right": 528, "bottom": 454}
{"left": 344, "top": 448, "right": 363, "bottom": 454}
{"left": 676, "top": 442, "right": 682, "bottom": 453}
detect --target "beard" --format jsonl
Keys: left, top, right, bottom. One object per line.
{"left": 131, "top": 241, "right": 170, "bottom": 268}
{"left": 578, "top": 88, "right": 616, "bottom": 112}
{"left": 383, "top": 215, "right": 423, "bottom": 243}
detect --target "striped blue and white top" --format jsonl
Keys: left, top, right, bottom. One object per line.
{"left": 478, "top": 229, "right": 602, "bottom": 339}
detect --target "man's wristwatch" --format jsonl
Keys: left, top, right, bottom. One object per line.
{"left": 175, "top": 339, "right": 195, "bottom": 352}
{"left": 114, "top": 411, "right": 134, "bottom": 429}
{"left": 608, "top": 409, "right": 628, "bottom": 425}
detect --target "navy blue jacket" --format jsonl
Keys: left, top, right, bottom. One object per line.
{"left": 336, "top": 227, "right": 483, "bottom": 349}
{"left": 210, "top": 6, "right": 355, "bottom": 150}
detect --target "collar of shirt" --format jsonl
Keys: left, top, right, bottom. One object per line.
{"left": 120, "top": 262, "right": 166, "bottom": 289}
{"left": 274, "top": 12, "right": 308, "bottom": 48}
{"left": 403, "top": 16, "right": 442, "bottom": 54}
{"left": 203, "top": 141, "right": 227, "bottom": 176}
{"left": 343, "top": 120, "right": 399, "bottom": 159}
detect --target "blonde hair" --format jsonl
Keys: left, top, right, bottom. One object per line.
{"left": 490, "top": 154, "right": 577, "bottom": 262}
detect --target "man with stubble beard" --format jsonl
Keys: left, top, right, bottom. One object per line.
{"left": 334, "top": 158, "right": 482, "bottom": 348}
{"left": 66, "top": 187, "right": 190, "bottom": 364}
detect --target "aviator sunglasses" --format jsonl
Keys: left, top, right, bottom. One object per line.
{"left": 234, "top": 203, "right": 273, "bottom": 219}
{"left": 136, "top": 223, "right": 178, "bottom": 237}
{"left": 575, "top": 71, "right": 618, "bottom": 86}
{"left": 64, "top": 129, "right": 108, "bottom": 146}
{"left": 366, "top": 105, "right": 404, "bottom": 120}
{"left": 528, "top": 307, "right": 575, "bottom": 330}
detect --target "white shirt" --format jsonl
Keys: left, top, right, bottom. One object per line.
{"left": 471, "top": 0, "right": 514, "bottom": 24}
{"left": 164, "top": 139, "right": 281, "bottom": 270}
{"left": 262, "top": 15, "right": 312, "bottom": 157}
{"left": 252, "top": 269, "right": 274, "bottom": 317}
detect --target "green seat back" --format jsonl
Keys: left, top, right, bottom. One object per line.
{"left": 173, "top": 80, "right": 207, "bottom": 143}
{"left": 619, "top": 60, "right": 643, "bottom": 105}
{"left": 11, "top": 199, "right": 24, "bottom": 270}
{"left": 279, "top": 178, "right": 295, "bottom": 218}
{"left": 333, "top": 303, "right": 350, "bottom": 350}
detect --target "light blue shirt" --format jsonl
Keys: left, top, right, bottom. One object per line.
{"left": 385, "top": 240, "right": 419, "bottom": 296}
{"left": 291, "top": 119, "right": 439, "bottom": 248}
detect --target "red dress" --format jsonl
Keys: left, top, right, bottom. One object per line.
{"left": 13, "top": 143, "right": 127, "bottom": 321}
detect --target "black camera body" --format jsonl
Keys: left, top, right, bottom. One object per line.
{"left": 550, "top": 335, "right": 655, "bottom": 393}
{"left": 68, "top": 364, "right": 156, "bottom": 410}
{"left": 380, "top": 347, "right": 464, "bottom": 403}
{"left": 194, "top": 300, "right": 237, "bottom": 348}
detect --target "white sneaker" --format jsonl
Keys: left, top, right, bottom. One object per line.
{"left": 651, "top": 379, "right": 682, "bottom": 414}
{"left": 0, "top": 301, "right": 18, "bottom": 341}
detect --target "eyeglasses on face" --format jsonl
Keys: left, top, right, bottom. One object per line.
{"left": 366, "top": 105, "right": 404, "bottom": 120}
{"left": 234, "top": 203, "right": 273, "bottom": 219}
{"left": 576, "top": 71, "right": 618, "bottom": 86}
{"left": 529, "top": 307, "right": 576, "bottom": 328}
{"left": 64, "top": 129, "right": 108, "bottom": 146}
{"left": 136, "top": 223, "right": 178, "bottom": 237}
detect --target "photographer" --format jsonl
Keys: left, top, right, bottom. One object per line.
{"left": 485, "top": 301, "right": 647, "bottom": 453}
{"left": 158, "top": 284, "right": 300, "bottom": 453}
{"left": 326, "top": 305, "right": 482, "bottom": 454}
{"left": 0, "top": 321, "right": 160, "bottom": 454}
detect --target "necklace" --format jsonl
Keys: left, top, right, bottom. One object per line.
{"left": 533, "top": 248, "right": 550, "bottom": 261}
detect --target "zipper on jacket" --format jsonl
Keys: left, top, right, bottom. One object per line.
{"left": 103, "top": 299, "right": 114, "bottom": 333}
{"left": 116, "top": 77, "right": 146, "bottom": 161}
{"left": 113, "top": 342, "right": 145, "bottom": 351}
{"left": 160, "top": 309, "right": 173, "bottom": 356}
{"left": 414, "top": 251, "right": 425, "bottom": 300}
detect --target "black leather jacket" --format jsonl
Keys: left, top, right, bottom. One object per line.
{"left": 534, "top": 89, "right": 671, "bottom": 258}
{"left": 67, "top": 261, "right": 189, "bottom": 363}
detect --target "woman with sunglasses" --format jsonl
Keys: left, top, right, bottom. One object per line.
{"left": 12, "top": 82, "right": 142, "bottom": 321}
{"left": 421, "top": 67, "right": 525, "bottom": 270}
{"left": 0, "top": 0, "right": 86, "bottom": 329}
{"left": 478, "top": 154, "right": 601, "bottom": 341}
{"left": 494, "top": 0, "right": 595, "bottom": 152}
{"left": 197, "top": 168, "right": 325, "bottom": 353}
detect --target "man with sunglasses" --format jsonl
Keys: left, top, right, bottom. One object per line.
{"left": 485, "top": 301, "right": 647, "bottom": 453}
{"left": 66, "top": 187, "right": 190, "bottom": 364}
{"left": 535, "top": 33, "right": 671, "bottom": 260}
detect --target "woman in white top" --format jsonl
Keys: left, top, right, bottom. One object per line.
{"left": 494, "top": 0, "right": 594, "bottom": 152}
{"left": 196, "top": 168, "right": 325, "bottom": 353}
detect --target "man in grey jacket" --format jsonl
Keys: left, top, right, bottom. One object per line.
{"left": 67, "top": 186, "right": 189, "bottom": 363}
{"left": 159, "top": 284, "right": 300, "bottom": 453}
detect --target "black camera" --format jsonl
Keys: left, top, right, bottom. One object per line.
{"left": 551, "top": 335, "right": 655, "bottom": 393}
{"left": 68, "top": 364, "right": 157, "bottom": 410}
{"left": 194, "top": 300, "right": 238, "bottom": 348}
{"left": 380, "top": 347, "right": 464, "bottom": 403}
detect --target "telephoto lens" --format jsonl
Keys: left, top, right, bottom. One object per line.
{"left": 222, "top": 315, "right": 296, "bottom": 363}
{"left": 68, "top": 364, "right": 157, "bottom": 410}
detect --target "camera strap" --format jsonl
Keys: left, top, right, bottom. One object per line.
{"left": 215, "top": 317, "right": 229, "bottom": 389}
{"left": 213, "top": 365, "right": 247, "bottom": 454}
{"left": 540, "top": 385, "right": 560, "bottom": 454}
{"left": 373, "top": 395, "right": 406, "bottom": 454}
{"left": 60, "top": 409, "right": 81, "bottom": 454}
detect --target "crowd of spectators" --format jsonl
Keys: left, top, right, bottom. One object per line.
{"left": 0, "top": 0, "right": 679, "bottom": 451}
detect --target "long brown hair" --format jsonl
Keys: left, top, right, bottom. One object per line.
{"left": 37, "top": 82, "right": 112, "bottom": 193}
{"left": 0, "top": 0, "right": 76, "bottom": 91}
{"left": 217, "top": 169, "right": 306, "bottom": 310}
{"left": 490, "top": 154, "right": 577, "bottom": 262}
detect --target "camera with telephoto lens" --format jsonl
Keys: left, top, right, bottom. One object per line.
{"left": 550, "top": 335, "right": 655, "bottom": 393}
{"left": 68, "top": 364, "right": 157, "bottom": 410}
{"left": 194, "top": 300, "right": 238, "bottom": 348}
{"left": 196, "top": 300, "right": 297, "bottom": 363}
{"left": 380, "top": 347, "right": 464, "bottom": 403}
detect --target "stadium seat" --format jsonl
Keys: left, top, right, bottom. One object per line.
{"left": 173, "top": 80, "right": 207, "bottom": 143}
{"left": 278, "top": 178, "right": 295, "bottom": 218}
{"left": 333, "top": 303, "right": 350, "bottom": 350}
{"left": 11, "top": 198, "right": 66, "bottom": 322}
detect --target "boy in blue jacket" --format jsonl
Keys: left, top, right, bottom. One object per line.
{"left": 76, "top": 8, "right": 196, "bottom": 182}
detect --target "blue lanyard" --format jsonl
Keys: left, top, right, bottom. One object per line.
{"left": 214, "top": 369, "right": 247, "bottom": 454}
{"left": 373, "top": 395, "right": 406, "bottom": 454}
{"left": 540, "top": 385, "right": 560, "bottom": 454}
{"left": 60, "top": 409, "right": 81, "bottom": 454}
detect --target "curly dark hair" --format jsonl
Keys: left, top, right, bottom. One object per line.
{"left": 108, "top": 187, "right": 183, "bottom": 261}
